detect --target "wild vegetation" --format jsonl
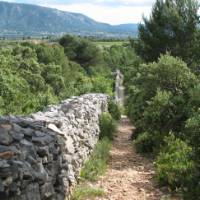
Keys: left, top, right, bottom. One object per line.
{"left": 0, "top": 36, "right": 115, "bottom": 115}
{"left": 1, "top": 0, "right": 200, "bottom": 198}
{"left": 71, "top": 185, "right": 104, "bottom": 200}
{"left": 123, "top": 0, "right": 200, "bottom": 198}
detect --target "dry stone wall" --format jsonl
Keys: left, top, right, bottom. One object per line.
{"left": 115, "top": 69, "right": 125, "bottom": 106}
{"left": 0, "top": 94, "right": 108, "bottom": 200}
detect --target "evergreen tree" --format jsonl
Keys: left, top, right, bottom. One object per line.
{"left": 135, "top": 0, "right": 199, "bottom": 63}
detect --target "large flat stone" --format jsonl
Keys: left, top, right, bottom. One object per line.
{"left": 0, "top": 128, "right": 13, "bottom": 145}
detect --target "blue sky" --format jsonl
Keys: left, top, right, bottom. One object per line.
{"left": 2, "top": 0, "right": 155, "bottom": 24}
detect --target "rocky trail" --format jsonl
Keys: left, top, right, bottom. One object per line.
{"left": 89, "top": 116, "right": 181, "bottom": 200}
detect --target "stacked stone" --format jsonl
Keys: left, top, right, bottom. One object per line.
{"left": 115, "top": 69, "right": 125, "bottom": 106}
{"left": 0, "top": 94, "right": 108, "bottom": 200}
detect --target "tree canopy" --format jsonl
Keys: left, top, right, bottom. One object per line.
{"left": 0, "top": 36, "right": 117, "bottom": 115}
{"left": 135, "top": 0, "right": 199, "bottom": 64}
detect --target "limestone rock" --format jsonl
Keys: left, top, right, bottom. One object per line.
{"left": 65, "top": 136, "right": 75, "bottom": 154}
{"left": 40, "top": 182, "right": 55, "bottom": 199}
{"left": 0, "top": 127, "right": 13, "bottom": 145}
{"left": 25, "top": 183, "right": 41, "bottom": 200}
{"left": 0, "top": 93, "right": 108, "bottom": 200}
{"left": 48, "top": 124, "right": 63, "bottom": 135}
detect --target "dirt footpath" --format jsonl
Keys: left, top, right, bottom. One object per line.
{"left": 91, "top": 116, "right": 181, "bottom": 200}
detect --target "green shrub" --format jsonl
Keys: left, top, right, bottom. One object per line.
{"left": 134, "top": 132, "right": 163, "bottom": 154}
{"left": 185, "top": 111, "right": 200, "bottom": 160}
{"left": 0, "top": 38, "right": 115, "bottom": 115}
{"left": 108, "top": 100, "right": 121, "bottom": 121}
{"left": 71, "top": 184, "right": 104, "bottom": 200}
{"left": 134, "top": 132, "right": 154, "bottom": 153}
{"left": 182, "top": 112, "right": 200, "bottom": 198}
{"left": 59, "top": 34, "right": 103, "bottom": 67}
{"left": 126, "top": 54, "right": 198, "bottom": 135}
{"left": 91, "top": 75, "right": 113, "bottom": 96}
{"left": 183, "top": 174, "right": 200, "bottom": 200}
{"left": 130, "top": 128, "right": 142, "bottom": 141}
{"left": 99, "top": 112, "right": 117, "bottom": 140}
{"left": 155, "top": 134, "right": 195, "bottom": 190}
{"left": 80, "top": 138, "right": 111, "bottom": 181}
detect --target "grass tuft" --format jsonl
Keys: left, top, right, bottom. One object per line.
{"left": 71, "top": 185, "right": 104, "bottom": 200}
{"left": 80, "top": 138, "right": 111, "bottom": 181}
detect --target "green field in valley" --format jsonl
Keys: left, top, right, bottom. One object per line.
{"left": 93, "top": 41, "right": 128, "bottom": 48}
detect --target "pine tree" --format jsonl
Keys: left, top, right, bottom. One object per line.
{"left": 135, "top": 0, "right": 199, "bottom": 63}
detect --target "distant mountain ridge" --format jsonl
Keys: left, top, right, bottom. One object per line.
{"left": 0, "top": 1, "right": 138, "bottom": 38}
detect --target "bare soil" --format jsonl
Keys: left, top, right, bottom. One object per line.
{"left": 88, "top": 116, "right": 181, "bottom": 200}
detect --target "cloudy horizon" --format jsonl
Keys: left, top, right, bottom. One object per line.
{"left": 0, "top": 0, "right": 154, "bottom": 24}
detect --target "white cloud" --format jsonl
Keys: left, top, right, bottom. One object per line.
{"left": 111, "top": 0, "right": 155, "bottom": 6}
{"left": 42, "top": 3, "right": 152, "bottom": 24}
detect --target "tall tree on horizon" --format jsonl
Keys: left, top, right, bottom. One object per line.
{"left": 135, "top": 0, "right": 199, "bottom": 64}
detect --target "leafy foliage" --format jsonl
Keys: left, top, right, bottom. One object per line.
{"left": 119, "top": 0, "right": 200, "bottom": 197}
{"left": 135, "top": 0, "right": 199, "bottom": 65}
{"left": 125, "top": 53, "right": 200, "bottom": 196}
{"left": 59, "top": 35, "right": 103, "bottom": 68}
{"left": 0, "top": 35, "right": 115, "bottom": 115}
{"left": 127, "top": 54, "right": 198, "bottom": 137}
{"left": 99, "top": 112, "right": 117, "bottom": 140}
{"left": 185, "top": 111, "right": 200, "bottom": 162}
{"left": 108, "top": 100, "right": 121, "bottom": 121}
{"left": 155, "top": 134, "right": 195, "bottom": 190}
{"left": 91, "top": 75, "right": 114, "bottom": 96}
{"left": 134, "top": 132, "right": 163, "bottom": 154}
{"left": 103, "top": 44, "right": 142, "bottom": 86}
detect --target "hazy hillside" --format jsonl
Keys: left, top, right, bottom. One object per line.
{"left": 0, "top": 1, "right": 138, "bottom": 38}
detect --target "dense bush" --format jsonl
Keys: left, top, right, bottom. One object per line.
{"left": 103, "top": 45, "right": 139, "bottom": 70}
{"left": 185, "top": 111, "right": 200, "bottom": 162}
{"left": 125, "top": 53, "right": 200, "bottom": 196}
{"left": 155, "top": 134, "right": 195, "bottom": 190}
{"left": 0, "top": 46, "right": 58, "bottom": 115}
{"left": 99, "top": 112, "right": 117, "bottom": 140}
{"left": 103, "top": 44, "right": 142, "bottom": 88}
{"left": 122, "top": 0, "right": 200, "bottom": 196}
{"left": 127, "top": 54, "right": 198, "bottom": 139}
{"left": 59, "top": 35, "right": 103, "bottom": 68}
{"left": 134, "top": 132, "right": 163, "bottom": 154}
{"left": 108, "top": 100, "right": 121, "bottom": 121}
{"left": 134, "top": 132, "right": 154, "bottom": 153}
{"left": 91, "top": 75, "right": 114, "bottom": 96}
{"left": 183, "top": 173, "right": 200, "bottom": 200}
{"left": 0, "top": 36, "right": 115, "bottom": 115}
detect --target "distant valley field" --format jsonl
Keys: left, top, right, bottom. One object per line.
{"left": 94, "top": 41, "right": 128, "bottom": 48}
